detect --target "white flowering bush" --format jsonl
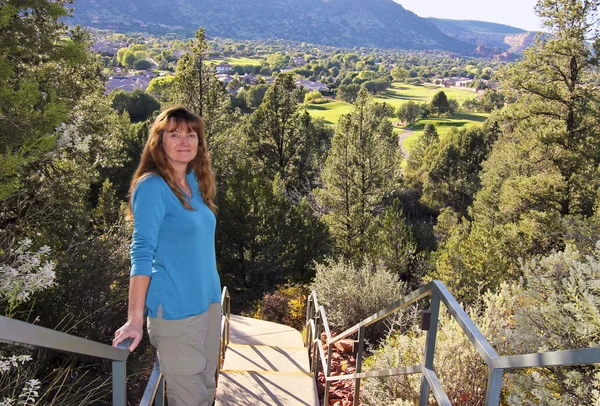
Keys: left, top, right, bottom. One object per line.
{"left": 0, "top": 239, "right": 56, "bottom": 317}
{"left": 0, "top": 240, "right": 55, "bottom": 406}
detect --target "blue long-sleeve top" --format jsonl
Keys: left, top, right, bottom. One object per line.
{"left": 130, "top": 171, "right": 221, "bottom": 320}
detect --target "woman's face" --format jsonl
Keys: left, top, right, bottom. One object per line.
{"left": 161, "top": 123, "right": 199, "bottom": 170}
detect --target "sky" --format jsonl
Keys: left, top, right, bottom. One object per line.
{"left": 395, "top": 0, "right": 543, "bottom": 31}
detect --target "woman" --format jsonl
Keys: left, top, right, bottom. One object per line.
{"left": 113, "top": 106, "right": 221, "bottom": 406}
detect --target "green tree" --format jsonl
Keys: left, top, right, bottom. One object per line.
{"left": 147, "top": 75, "right": 176, "bottom": 102}
{"left": 116, "top": 47, "right": 128, "bottom": 65}
{"left": 133, "top": 59, "right": 152, "bottom": 70}
{"left": 336, "top": 83, "right": 360, "bottom": 103}
{"left": 391, "top": 66, "right": 408, "bottom": 81}
{"left": 122, "top": 50, "right": 136, "bottom": 67}
{"left": 435, "top": 0, "right": 600, "bottom": 303}
{"left": 480, "top": 89, "right": 505, "bottom": 112}
{"left": 110, "top": 89, "right": 160, "bottom": 123}
{"left": 397, "top": 100, "right": 422, "bottom": 124}
{"left": 170, "top": 27, "right": 233, "bottom": 144}
{"left": 266, "top": 52, "right": 287, "bottom": 69}
{"left": 247, "top": 74, "right": 324, "bottom": 192}
{"left": 420, "top": 127, "right": 494, "bottom": 216}
{"left": 404, "top": 123, "right": 439, "bottom": 193}
{"left": 316, "top": 88, "right": 401, "bottom": 263}
{"left": 430, "top": 90, "right": 450, "bottom": 116}
{"left": 0, "top": 2, "right": 102, "bottom": 201}
{"left": 367, "top": 199, "right": 418, "bottom": 282}
{"left": 304, "top": 90, "right": 322, "bottom": 104}
{"left": 245, "top": 84, "right": 269, "bottom": 109}
{"left": 216, "top": 166, "right": 330, "bottom": 294}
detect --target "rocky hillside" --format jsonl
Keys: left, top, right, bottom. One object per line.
{"left": 428, "top": 18, "right": 537, "bottom": 53}
{"left": 70, "top": 0, "right": 472, "bottom": 52}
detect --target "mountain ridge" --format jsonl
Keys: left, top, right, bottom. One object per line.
{"left": 71, "top": 0, "right": 534, "bottom": 54}
{"left": 70, "top": 0, "right": 472, "bottom": 52}
{"left": 427, "top": 18, "right": 536, "bottom": 53}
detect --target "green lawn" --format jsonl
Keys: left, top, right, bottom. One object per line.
{"left": 305, "top": 101, "right": 353, "bottom": 125}
{"left": 305, "top": 83, "right": 486, "bottom": 153}
{"left": 374, "top": 83, "right": 479, "bottom": 108}
{"left": 401, "top": 112, "right": 490, "bottom": 151}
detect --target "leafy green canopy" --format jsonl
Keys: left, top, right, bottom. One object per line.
{"left": 0, "top": 0, "right": 102, "bottom": 200}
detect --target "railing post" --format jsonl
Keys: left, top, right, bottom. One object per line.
{"left": 312, "top": 312, "right": 321, "bottom": 383}
{"left": 419, "top": 291, "right": 440, "bottom": 406}
{"left": 484, "top": 368, "right": 503, "bottom": 406}
{"left": 324, "top": 341, "right": 333, "bottom": 405}
{"left": 112, "top": 360, "right": 127, "bottom": 406}
{"left": 305, "top": 294, "right": 313, "bottom": 329}
{"left": 353, "top": 326, "right": 365, "bottom": 406}
{"left": 155, "top": 375, "right": 165, "bottom": 406}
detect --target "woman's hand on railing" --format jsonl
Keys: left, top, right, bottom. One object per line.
{"left": 113, "top": 320, "right": 143, "bottom": 352}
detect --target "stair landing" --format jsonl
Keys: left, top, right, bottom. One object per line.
{"left": 216, "top": 315, "right": 319, "bottom": 406}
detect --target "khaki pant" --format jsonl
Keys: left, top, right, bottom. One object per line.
{"left": 147, "top": 303, "right": 222, "bottom": 406}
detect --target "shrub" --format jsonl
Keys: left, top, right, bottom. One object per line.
{"left": 492, "top": 242, "right": 600, "bottom": 405}
{"left": 253, "top": 284, "right": 308, "bottom": 331}
{"left": 311, "top": 259, "right": 407, "bottom": 345}
{"left": 304, "top": 90, "right": 323, "bottom": 104}
{"left": 361, "top": 308, "right": 491, "bottom": 406}
{"left": 361, "top": 241, "right": 600, "bottom": 405}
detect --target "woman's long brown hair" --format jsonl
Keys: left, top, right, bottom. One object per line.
{"left": 127, "top": 106, "right": 217, "bottom": 219}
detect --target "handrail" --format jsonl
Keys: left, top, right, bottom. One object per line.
{"left": 139, "top": 286, "right": 231, "bottom": 406}
{"left": 0, "top": 286, "right": 232, "bottom": 406}
{"left": 0, "top": 316, "right": 132, "bottom": 405}
{"left": 328, "top": 283, "right": 433, "bottom": 345}
{"left": 305, "top": 280, "right": 600, "bottom": 406}
{"left": 0, "top": 316, "right": 131, "bottom": 361}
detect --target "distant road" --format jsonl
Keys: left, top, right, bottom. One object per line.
{"left": 398, "top": 128, "right": 414, "bottom": 157}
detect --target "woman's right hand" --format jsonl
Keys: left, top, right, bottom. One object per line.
{"left": 113, "top": 320, "right": 143, "bottom": 352}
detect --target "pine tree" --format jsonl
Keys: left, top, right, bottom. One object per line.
{"left": 316, "top": 88, "right": 401, "bottom": 263}
{"left": 170, "top": 27, "right": 232, "bottom": 145}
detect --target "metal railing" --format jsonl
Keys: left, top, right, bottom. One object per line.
{"left": 140, "top": 286, "right": 231, "bottom": 405}
{"left": 304, "top": 280, "right": 600, "bottom": 406}
{"left": 0, "top": 286, "right": 232, "bottom": 406}
{"left": 0, "top": 316, "right": 133, "bottom": 405}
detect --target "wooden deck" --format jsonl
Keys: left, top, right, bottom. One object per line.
{"left": 216, "top": 315, "right": 319, "bottom": 406}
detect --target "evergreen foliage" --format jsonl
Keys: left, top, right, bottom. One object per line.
{"left": 170, "top": 28, "right": 233, "bottom": 144}
{"left": 434, "top": 0, "right": 600, "bottom": 303}
{"left": 316, "top": 88, "right": 401, "bottom": 263}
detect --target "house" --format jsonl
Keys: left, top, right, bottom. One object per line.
{"left": 442, "top": 77, "right": 471, "bottom": 87}
{"left": 442, "top": 77, "right": 457, "bottom": 87}
{"left": 105, "top": 73, "right": 153, "bottom": 94}
{"left": 295, "top": 80, "right": 329, "bottom": 93}
{"left": 216, "top": 63, "right": 233, "bottom": 74}
{"left": 456, "top": 78, "right": 473, "bottom": 88}
{"left": 280, "top": 66, "right": 294, "bottom": 73}
{"left": 216, "top": 74, "right": 234, "bottom": 84}
{"left": 240, "top": 74, "right": 256, "bottom": 85}
{"left": 292, "top": 56, "right": 307, "bottom": 67}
